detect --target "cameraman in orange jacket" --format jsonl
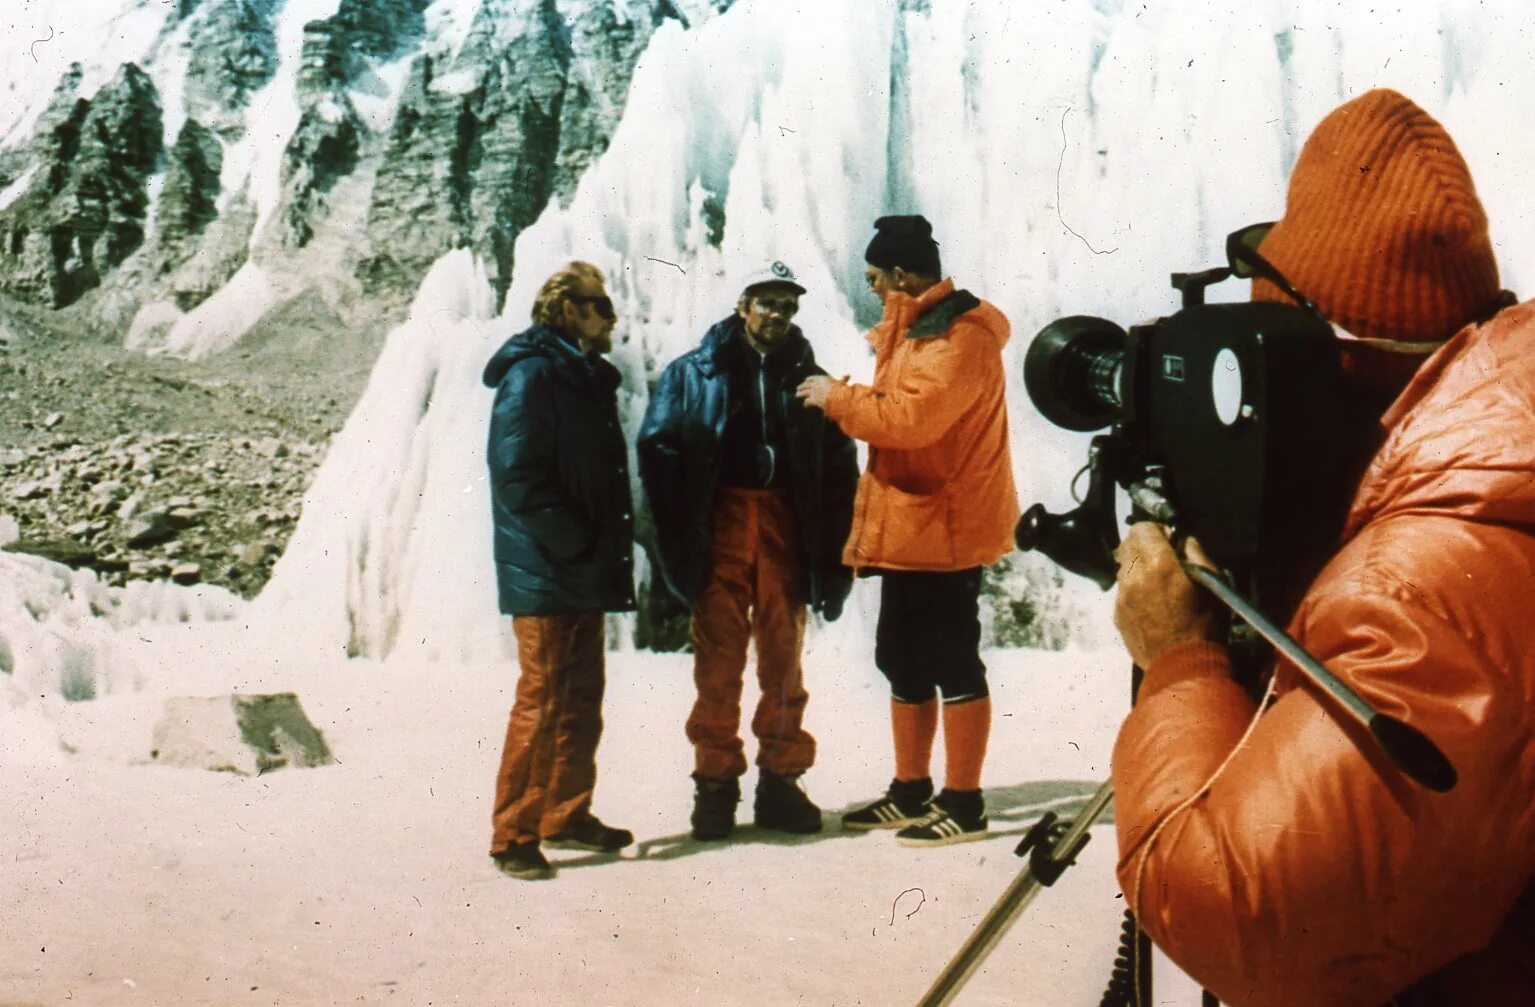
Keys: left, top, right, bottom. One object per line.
{"left": 1112, "top": 90, "right": 1535, "bottom": 1006}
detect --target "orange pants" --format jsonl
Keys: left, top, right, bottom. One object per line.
{"left": 687, "top": 488, "right": 814, "bottom": 780}
{"left": 489, "top": 611, "right": 605, "bottom": 853}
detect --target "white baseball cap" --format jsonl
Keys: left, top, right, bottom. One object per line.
{"left": 736, "top": 260, "right": 806, "bottom": 297}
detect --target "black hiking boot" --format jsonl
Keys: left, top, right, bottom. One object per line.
{"left": 691, "top": 774, "right": 741, "bottom": 841}
{"left": 754, "top": 770, "right": 823, "bottom": 834}
{"left": 546, "top": 812, "right": 634, "bottom": 853}
{"left": 840, "top": 777, "right": 934, "bottom": 831}
{"left": 491, "top": 841, "right": 554, "bottom": 880}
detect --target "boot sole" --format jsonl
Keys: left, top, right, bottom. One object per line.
{"left": 754, "top": 820, "right": 824, "bottom": 834}
{"left": 841, "top": 817, "right": 920, "bottom": 831}
{"left": 544, "top": 837, "right": 630, "bottom": 853}
{"left": 492, "top": 860, "right": 555, "bottom": 880}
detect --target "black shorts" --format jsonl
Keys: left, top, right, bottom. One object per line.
{"left": 873, "top": 567, "right": 987, "bottom": 704}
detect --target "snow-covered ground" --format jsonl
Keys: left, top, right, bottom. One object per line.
{"left": 1, "top": 599, "right": 1206, "bottom": 1006}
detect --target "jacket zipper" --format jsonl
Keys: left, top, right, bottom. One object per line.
{"left": 759, "top": 360, "right": 775, "bottom": 485}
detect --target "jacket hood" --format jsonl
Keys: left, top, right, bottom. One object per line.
{"left": 482, "top": 325, "right": 588, "bottom": 388}
{"left": 1345, "top": 298, "right": 1535, "bottom": 538}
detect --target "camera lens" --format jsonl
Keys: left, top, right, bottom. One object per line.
{"left": 1023, "top": 316, "right": 1128, "bottom": 432}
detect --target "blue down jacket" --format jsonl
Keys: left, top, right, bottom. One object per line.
{"left": 637, "top": 316, "right": 858, "bottom": 618}
{"left": 483, "top": 325, "right": 635, "bottom": 616}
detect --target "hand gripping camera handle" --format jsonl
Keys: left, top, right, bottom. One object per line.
{"left": 1183, "top": 563, "right": 1458, "bottom": 793}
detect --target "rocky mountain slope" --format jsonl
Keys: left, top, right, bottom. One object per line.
{"left": 0, "top": 1, "right": 731, "bottom": 334}
{"left": 0, "top": 0, "right": 733, "bottom": 599}
{"left": 0, "top": 292, "right": 365, "bottom": 597}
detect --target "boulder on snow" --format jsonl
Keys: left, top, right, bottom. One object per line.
{"left": 150, "top": 693, "right": 333, "bottom": 775}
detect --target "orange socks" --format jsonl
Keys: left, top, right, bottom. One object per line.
{"left": 942, "top": 696, "right": 991, "bottom": 792}
{"left": 891, "top": 696, "right": 991, "bottom": 791}
{"left": 891, "top": 698, "right": 938, "bottom": 782}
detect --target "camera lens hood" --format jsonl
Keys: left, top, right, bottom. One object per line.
{"left": 1024, "top": 316, "right": 1128, "bottom": 432}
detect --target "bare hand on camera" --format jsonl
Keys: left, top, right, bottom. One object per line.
{"left": 1113, "top": 523, "right": 1221, "bottom": 669}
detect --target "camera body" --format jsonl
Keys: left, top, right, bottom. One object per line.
{"left": 1020, "top": 289, "right": 1356, "bottom": 612}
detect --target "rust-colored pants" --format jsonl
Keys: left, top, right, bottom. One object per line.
{"left": 489, "top": 611, "right": 605, "bottom": 853}
{"left": 687, "top": 487, "right": 814, "bottom": 780}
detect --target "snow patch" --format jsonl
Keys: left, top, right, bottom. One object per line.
{"left": 424, "top": 0, "right": 493, "bottom": 62}
{"left": 0, "top": 164, "right": 38, "bottom": 211}
{"left": 427, "top": 67, "right": 481, "bottom": 96}
{"left": 158, "top": 260, "right": 283, "bottom": 359}
{"left": 123, "top": 299, "right": 186, "bottom": 353}
{"left": 0, "top": 0, "right": 171, "bottom": 149}
{"left": 0, "top": 551, "right": 240, "bottom": 712}
{"left": 349, "top": 51, "right": 419, "bottom": 135}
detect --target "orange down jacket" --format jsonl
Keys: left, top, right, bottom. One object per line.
{"left": 1112, "top": 300, "right": 1535, "bottom": 1006}
{"left": 822, "top": 278, "right": 1019, "bottom": 572}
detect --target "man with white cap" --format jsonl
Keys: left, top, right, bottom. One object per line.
{"left": 638, "top": 261, "right": 858, "bottom": 841}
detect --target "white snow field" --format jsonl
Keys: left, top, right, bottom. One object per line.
{"left": 4, "top": 604, "right": 1202, "bottom": 1007}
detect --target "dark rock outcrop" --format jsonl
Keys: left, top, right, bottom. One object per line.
{"left": 184, "top": 0, "right": 281, "bottom": 127}
{"left": 155, "top": 119, "right": 223, "bottom": 266}
{"left": 277, "top": 95, "right": 363, "bottom": 248}
{"left": 364, "top": 0, "right": 683, "bottom": 306}
{"left": 0, "top": 64, "right": 163, "bottom": 308}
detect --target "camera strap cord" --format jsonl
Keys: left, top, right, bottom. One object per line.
{"left": 1181, "top": 564, "right": 1456, "bottom": 794}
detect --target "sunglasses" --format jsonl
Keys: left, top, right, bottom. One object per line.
{"left": 569, "top": 294, "right": 616, "bottom": 320}
{"left": 752, "top": 296, "right": 799, "bottom": 317}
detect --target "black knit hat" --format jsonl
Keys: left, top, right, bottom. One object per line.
{"left": 865, "top": 215, "right": 942, "bottom": 277}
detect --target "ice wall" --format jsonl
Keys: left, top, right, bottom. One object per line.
{"left": 256, "top": 0, "right": 1535, "bottom": 662}
{"left": 252, "top": 249, "right": 508, "bottom": 663}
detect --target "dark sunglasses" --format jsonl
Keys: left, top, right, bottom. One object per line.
{"left": 752, "top": 296, "right": 799, "bottom": 317}
{"left": 569, "top": 294, "right": 616, "bottom": 320}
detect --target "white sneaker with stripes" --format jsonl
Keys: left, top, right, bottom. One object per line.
{"left": 840, "top": 792, "right": 930, "bottom": 831}
{"left": 895, "top": 804, "right": 989, "bottom": 847}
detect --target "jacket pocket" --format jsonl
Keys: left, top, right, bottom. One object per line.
{"left": 869, "top": 479, "right": 954, "bottom": 569}
{"left": 533, "top": 505, "right": 596, "bottom": 563}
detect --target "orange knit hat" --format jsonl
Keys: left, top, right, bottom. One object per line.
{"left": 1252, "top": 89, "right": 1499, "bottom": 343}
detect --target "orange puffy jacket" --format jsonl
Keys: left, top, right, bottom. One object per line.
{"left": 1112, "top": 300, "right": 1535, "bottom": 1006}
{"left": 822, "top": 279, "right": 1019, "bottom": 572}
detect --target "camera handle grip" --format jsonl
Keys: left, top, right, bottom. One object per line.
{"left": 1183, "top": 563, "right": 1457, "bottom": 793}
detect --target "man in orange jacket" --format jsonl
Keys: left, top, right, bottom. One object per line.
{"left": 1112, "top": 90, "right": 1535, "bottom": 1005}
{"left": 798, "top": 215, "right": 1019, "bottom": 846}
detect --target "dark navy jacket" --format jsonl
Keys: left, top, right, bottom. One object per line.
{"left": 636, "top": 316, "right": 858, "bottom": 617}
{"left": 483, "top": 325, "right": 635, "bottom": 616}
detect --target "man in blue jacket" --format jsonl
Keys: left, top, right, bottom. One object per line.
{"left": 638, "top": 262, "right": 858, "bottom": 841}
{"left": 483, "top": 261, "right": 636, "bottom": 880}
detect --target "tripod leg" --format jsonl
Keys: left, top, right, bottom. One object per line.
{"left": 916, "top": 782, "right": 1115, "bottom": 1007}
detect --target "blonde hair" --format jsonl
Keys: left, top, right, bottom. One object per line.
{"left": 532, "top": 261, "right": 604, "bottom": 328}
